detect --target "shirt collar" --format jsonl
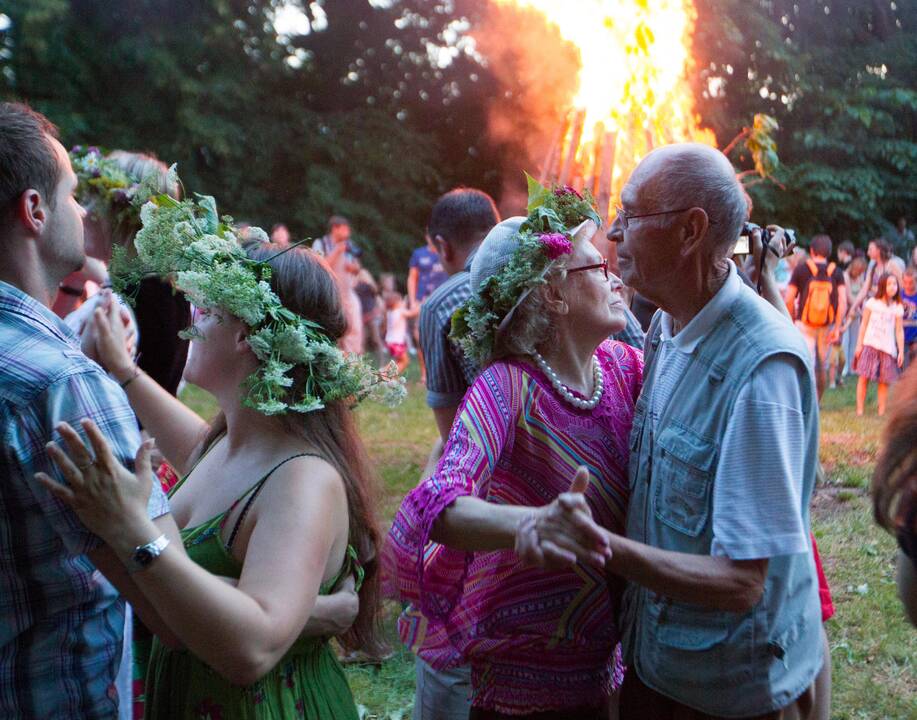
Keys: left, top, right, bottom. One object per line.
{"left": 0, "top": 280, "right": 81, "bottom": 348}
{"left": 659, "top": 261, "right": 741, "bottom": 353}
{"left": 463, "top": 247, "right": 479, "bottom": 272}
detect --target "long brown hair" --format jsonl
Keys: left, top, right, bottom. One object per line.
{"left": 872, "top": 364, "right": 917, "bottom": 538}
{"left": 874, "top": 272, "right": 902, "bottom": 304}
{"left": 191, "top": 243, "right": 382, "bottom": 652}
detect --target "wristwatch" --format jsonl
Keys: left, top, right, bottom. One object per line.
{"left": 127, "top": 534, "right": 170, "bottom": 574}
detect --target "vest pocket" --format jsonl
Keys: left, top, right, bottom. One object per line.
{"left": 652, "top": 426, "right": 716, "bottom": 536}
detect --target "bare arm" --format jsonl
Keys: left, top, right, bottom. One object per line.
{"left": 432, "top": 405, "right": 460, "bottom": 443}
{"left": 784, "top": 285, "right": 798, "bottom": 321}
{"left": 896, "top": 314, "right": 906, "bottom": 367}
{"left": 855, "top": 306, "right": 872, "bottom": 355}
{"left": 407, "top": 267, "right": 419, "bottom": 308}
{"left": 433, "top": 468, "right": 609, "bottom": 564}
{"left": 431, "top": 496, "right": 531, "bottom": 550}
{"left": 851, "top": 265, "right": 874, "bottom": 312}
{"left": 603, "top": 531, "right": 768, "bottom": 612}
{"left": 43, "top": 433, "right": 348, "bottom": 686}
{"left": 88, "top": 513, "right": 184, "bottom": 649}
{"left": 90, "top": 298, "right": 208, "bottom": 474}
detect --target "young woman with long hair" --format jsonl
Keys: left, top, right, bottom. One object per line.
{"left": 39, "top": 243, "right": 382, "bottom": 719}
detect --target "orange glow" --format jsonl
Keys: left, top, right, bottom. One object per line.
{"left": 491, "top": 0, "right": 716, "bottom": 215}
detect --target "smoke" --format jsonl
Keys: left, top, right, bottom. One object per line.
{"left": 470, "top": 2, "right": 580, "bottom": 216}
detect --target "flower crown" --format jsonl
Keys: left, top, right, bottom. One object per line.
{"left": 109, "top": 166, "right": 406, "bottom": 415}
{"left": 69, "top": 147, "right": 155, "bottom": 226}
{"left": 450, "top": 174, "right": 601, "bottom": 365}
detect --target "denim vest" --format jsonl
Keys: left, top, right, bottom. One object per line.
{"left": 619, "top": 282, "right": 823, "bottom": 717}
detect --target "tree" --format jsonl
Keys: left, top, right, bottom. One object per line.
{"left": 693, "top": 0, "right": 917, "bottom": 246}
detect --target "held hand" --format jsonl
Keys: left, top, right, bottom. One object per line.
{"left": 36, "top": 419, "right": 155, "bottom": 545}
{"left": 307, "top": 575, "right": 360, "bottom": 636}
{"left": 516, "top": 466, "right": 611, "bottom": 570}
{"left": 90, "top": 291, "right": 135, "bottom": 378}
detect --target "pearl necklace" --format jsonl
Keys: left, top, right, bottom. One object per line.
{"left": 532, "top": 351, "right": 604, "bottom": 410}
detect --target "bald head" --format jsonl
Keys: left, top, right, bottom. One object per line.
{"left": 631, "top": 143, "right": 747, "bottom": 258}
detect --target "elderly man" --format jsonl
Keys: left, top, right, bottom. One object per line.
{"left": 522, "top": 143, "right": 825, "bottom": 719}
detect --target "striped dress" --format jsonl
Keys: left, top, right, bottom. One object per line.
{"left": 385, "top": 340, "right": 643, "bottom": 714}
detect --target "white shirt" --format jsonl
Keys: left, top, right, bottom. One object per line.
{"left": 863, "top": 297, "right": 904, "bottom": 357}
{"left": 652, "top": 264, "right": 811, "bottom": 559}
{"left": 385, "top": 306, "right": 410, "bottom": 345}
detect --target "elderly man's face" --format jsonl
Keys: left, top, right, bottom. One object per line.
{"left": 606, "top": 165, "right": 684, "bottom": 297}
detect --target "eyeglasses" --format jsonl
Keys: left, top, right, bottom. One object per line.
{"left": 567, "top": 257, "right": 608, "bottom": 281}
{"left": 614, "top": 205, "right": 697, "bottom": 230}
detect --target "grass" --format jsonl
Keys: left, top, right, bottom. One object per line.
{"left": 178, "top": 369, "right": 916, "bottom": 720}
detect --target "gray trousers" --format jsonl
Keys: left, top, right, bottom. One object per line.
{"left": 412, "top": 657, "right": 472, "bottom": 720}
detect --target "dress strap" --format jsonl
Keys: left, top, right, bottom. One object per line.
{"left": 225, "top": 452, "right": 324, "bottom": 551}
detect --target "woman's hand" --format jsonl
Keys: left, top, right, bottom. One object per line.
{"left": 303, "top": 575, "right": 359, "bottom": 637}
{"left": 36, "top": 419, "right": 156, "bottom": 551}
{"left": 898, "top": 350, "right": 905, "bottom": 368}
{"left": 88, "top": 291, "right": 136, "bottom": 379}
{"left": 515, "top": 466, "right": 611, "bottom": 570}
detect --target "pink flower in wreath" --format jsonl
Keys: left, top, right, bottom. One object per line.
{"left": 538, "top": 232, "right": 574, "bottom": 259}
{"left": 554, "top": 185, "right": 583, "bottom": 200}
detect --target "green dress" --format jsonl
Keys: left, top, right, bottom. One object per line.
{"left": 143, "top": 452, "right": 362, "bottom": 720}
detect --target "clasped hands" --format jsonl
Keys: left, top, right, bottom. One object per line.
{"left": 515, "top": 466, "right": 614, "bottom": 570}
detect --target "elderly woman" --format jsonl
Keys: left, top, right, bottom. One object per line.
{"left": 386, "top": 184, "right": 642, "bottom": 719}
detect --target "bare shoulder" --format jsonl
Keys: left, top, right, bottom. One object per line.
{"left": 256, "top": 453, "right": 346, "bottom": 510}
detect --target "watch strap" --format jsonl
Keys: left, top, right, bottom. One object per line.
{"left": 128, "top": 534, "right": 170, "bottom": 574}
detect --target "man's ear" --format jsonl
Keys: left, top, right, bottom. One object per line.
{"left": 15, "top": 190, "right": 47, "bottom": 237}
{"left": 435, "top": 235, "right": 454, "bottom": 263}
{"left": 680, "top": 207, "right": 710, "bottom": 258}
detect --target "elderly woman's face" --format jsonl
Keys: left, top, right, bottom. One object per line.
{"left": 557, "top": 239, "right": 628, "bottom": 337}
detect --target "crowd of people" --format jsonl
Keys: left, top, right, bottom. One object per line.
{"left": 1, "top": 98, "right": 915, "bottom": 720}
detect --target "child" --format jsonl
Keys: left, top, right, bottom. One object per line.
{"left": 855, "top": 273, "right": 906, "bottom": 415}
{"left": 383, "top": 290, "right": 419, "bottom": 374}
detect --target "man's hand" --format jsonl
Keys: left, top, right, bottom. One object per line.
{"left": 515, "top": 466, "right": 611, "bottom": 570}
{"left": 751, "top": 225, "right": 794, "bottom": 275}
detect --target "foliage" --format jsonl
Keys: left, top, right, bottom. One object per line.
{"left": 450, "top": 180, "right": 599, "bottom": 365}
{"left": 115, "top": 185, "right": 406, "bottom": 414}
{"left": 0, "top": 0, "right": 511, "bottom": 276}
{"left": 693, "top": 0, "right": 917, "bottom": 245}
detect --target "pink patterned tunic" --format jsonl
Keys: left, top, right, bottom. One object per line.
{"left": 385, "top": 340, "right": 643, "bottom": 714}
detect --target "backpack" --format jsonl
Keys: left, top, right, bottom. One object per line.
{"left": 800, "top": 259, "right": 836, "bottom": 327}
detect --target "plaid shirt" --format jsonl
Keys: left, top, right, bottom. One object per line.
{"left": 0, "top": 281, "right": 170, "bottom": 719}
{"left": 420, "top": 252, "right": 646, "bottom": 409}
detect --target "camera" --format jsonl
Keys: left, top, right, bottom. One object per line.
{"left": 734, "top": 222, "right": 796, "bottom": 256}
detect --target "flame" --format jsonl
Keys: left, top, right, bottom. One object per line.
{"left": 490, "top": 0, "right": 716, "bottom": 214}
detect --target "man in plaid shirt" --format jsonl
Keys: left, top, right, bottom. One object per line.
{"left": 0, "top": 103, "right": 175, "bottom": 718}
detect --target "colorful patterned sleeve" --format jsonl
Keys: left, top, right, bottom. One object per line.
{"left": 385, "top": 363, "right": 517, "bottom": 620}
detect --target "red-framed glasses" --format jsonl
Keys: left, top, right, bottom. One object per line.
{"left": 566, "top": 258, "right": 609, "bottom": 281}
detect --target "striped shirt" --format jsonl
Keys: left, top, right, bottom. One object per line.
{"left": 420, "top": 251, "right": 646, "bottom": 409}
{"left": 386, "top": 340, "right": 643, "bottom": 713}
{"left": 0, "top": 281, "right": 170, "bottom": 719}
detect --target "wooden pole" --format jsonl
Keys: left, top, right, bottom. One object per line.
{"left": 559, "top": 109, "right": 585, "bottom": 186}
{"left": 538, "top": 118, "right": 566, "bottom": 184}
